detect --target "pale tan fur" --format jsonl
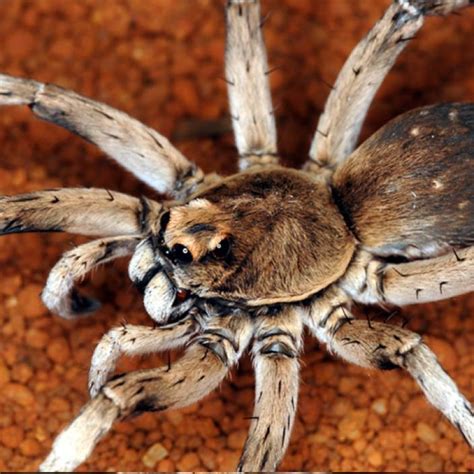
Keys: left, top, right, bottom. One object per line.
{"left": 0, "top": 188, "right": 156, "bottom": 236}
{"left": 0, "top": 74, "right": 202, "bottom": 197}
{"left": 167, "top": 167, "right": 356, "bottom": 305}
{"left": 225, "top": 0, "right": 278, "bottom": 170}
{"left": 375, "top": 246, "right": 474, "bottom": 306}
{"left": 239, "top": 308, "right": 303, "bottom": 472}
{"left": 42, "top": 235, "right": 140, "bottom": 318}
{"left": 89, "top": 318, "right": 198, "bottom": 397}
{"left": 166, "top": 199, "right": 233, "bottom": 260}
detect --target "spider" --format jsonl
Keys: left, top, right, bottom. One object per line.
{"left": 0, "top": 0, "right": 473, "bottom": 471}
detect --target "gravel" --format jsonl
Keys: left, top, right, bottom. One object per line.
{"left": 0, "top": 0, "right": 473, "bottom": 471}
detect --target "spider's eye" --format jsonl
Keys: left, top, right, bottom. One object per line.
{"left": 171, "top": 244, "right": 193, "bottom": 264}
{"left": 211, "top": 238, "right": 231, "bottom": 260}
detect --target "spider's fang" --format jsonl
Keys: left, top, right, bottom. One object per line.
{"left": 174, "top": 288, "right": 190, "bottom": 305}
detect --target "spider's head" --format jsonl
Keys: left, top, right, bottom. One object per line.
{"left": 153, "top": 167, "right": 356, "bottom": 309}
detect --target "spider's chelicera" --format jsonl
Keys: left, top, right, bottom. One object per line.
{"left": 0, "top": 0, "right": 473, "bottom": 471}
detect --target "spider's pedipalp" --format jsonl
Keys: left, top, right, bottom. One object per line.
{"left": 0, "top": 188, "right": 160, "bottom": 237}
{"left": 309, "top": 315, "right": 474, "bottom": 447}
{"left": 0, "top": 74, "right": 204, "bottom": 199}
{"left": 225, "top": 0, "right": 278, "bottom": 170}
{"left": 238, "top": 307, "right": 303, "bottom": 472}
{"left": 88, "top": 317, "right": 198, "bottom": 397}
{"left": 306, "top": 0, "right": 473, "bottom": 170}
{"left": 42, "top": 235, "right": 140, "bottom": 319}
{"left": 128, "top": 237, "right": 190, "bottom": 324}
{"left": 40, "top": 312, "right": 253, "bottom": 472}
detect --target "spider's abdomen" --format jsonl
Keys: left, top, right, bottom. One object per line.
{"left": 333, "top": 103, "right": 474, "bottom": 258}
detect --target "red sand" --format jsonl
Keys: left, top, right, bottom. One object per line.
{"left": 0, "top": 0, "right": 472, "bottom": 471}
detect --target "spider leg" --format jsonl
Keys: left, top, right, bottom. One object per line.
{"left": 0, "top": 188, "right": 161, "bottom": 236}
{"left": 225, "top": 0, "right": 278, "bottom": 170}
{"left": 40, "top": 312, "right": 253, "bottom": 472}
{"left": 342, "top": 247, "right": 474, "bottom": 306}
{"left": 306, "top": 0, "right": 473, "bottom": 170}
{"left": 378, "top": 246, "right": 474, "bottom": 306}
{"left": 88, "top": 317, "right": 198, "bottom": 398}
{"left": 306, "top": 311, "right": 473, "bottom": 447}
{"left": 0, "top": 74, "right": 204, "bottom": 199}
{"left": 42, "top": 235, "right": 140, "bottom": 319}
{"left": 238, "top": 307, "right": 303, "bottom": 472}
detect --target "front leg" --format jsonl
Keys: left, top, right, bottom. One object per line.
{"left": 0, "top": 74, "right": 203, "bottom": 198}
{"left": 238, "top": 307, "right": 303, "bottom": 472}
{"left": 88, "top": 317, "right": 198, "bottom": 397}
{"left": 40, "top": 313, "right": 253, "bottom": 472}
{"left": 0, "top": 188, "right": 160, "bottom": 236}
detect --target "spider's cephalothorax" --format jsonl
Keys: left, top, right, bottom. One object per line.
{"left": 139, "top": 167, "right": 355, "bottom": 307}
{"left": 0, "top": 0, "right": 473, "bottom": 471}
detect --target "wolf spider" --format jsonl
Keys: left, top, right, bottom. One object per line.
{"left": 0, "top": 0, "right": 473, "bottom": 471}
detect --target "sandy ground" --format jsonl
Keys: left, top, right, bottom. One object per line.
{"left": 0, "top": 0, "right": 472, "bottom": 471}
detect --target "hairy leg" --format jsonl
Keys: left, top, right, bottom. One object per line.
{"left": 340, "top": 247, "right": 474, "bottom": 306}
{"left": 42, "top": 235, "right": 140, "bottom": 318}
{"left": 0, "top": 188, "right": 161, "bottom": 237}
{"left": 375, "top": 247, "right": 474, "bottom": 306}
{"left": 307, "top": 0, "right": 473, "bottom": 170}
{"left": 225, "top": 0, "right": 278, "bottom": 170}
{"left": 40, "top": 313, "right": 253, "bottom": 472}
{"left": 0, "top": 74, "right": 203, "bottom": 198}
{"left": 89, "top": 317, "right": 198, "bottom": 397}
{"left": 307, "top": 314, "right": 473, "bottom": 447}
{"left": 238, "top": 307, "right": 303, "bottom": 472}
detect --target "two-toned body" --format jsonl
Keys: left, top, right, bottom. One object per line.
{"left": 0, "top": 0, "right": 472, "bottom": 471}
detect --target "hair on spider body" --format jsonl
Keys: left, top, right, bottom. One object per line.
{"left": 333, "top": 103, "right": 474, "bottom": 258}
{"left": 0, "top": 0, "right": 473, "bottom": 472}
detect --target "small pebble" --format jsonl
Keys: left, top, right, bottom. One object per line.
{"left": 175, "top": 451, "right": 200, "bottom": 471}
{"left": 46, "top": 338, "right": 71, "bottom": 365}
{"left": 141, "top": 442, "right": 168, "bottom": 468}
{"left": 3, "top": 383, "right": 35, "bottom": 407}
{"left": 368, "top": 450, "right": 384, "bottom": 467}
{"left": 420, "top": 452, "right": 443, "bottom": 471}
{"left": 18, "top": 438, "right": 41, "bottom": 457}
{"left": 371, "top": 398, "right": 387, "bottom": 415}
{"left": 0, "top": 361, "right": 10, "bottom": 387}
{"left": 338, "top": 409, "right": 368, "bottom": 441}
{"left": 416, "top": 421, "right": 439, "bottom": 444}
{"left": 0, "top": 426, "right": 24, "bottom": 449}
{"left": 17, "top": 284, "right": 45, "bottom": 318}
